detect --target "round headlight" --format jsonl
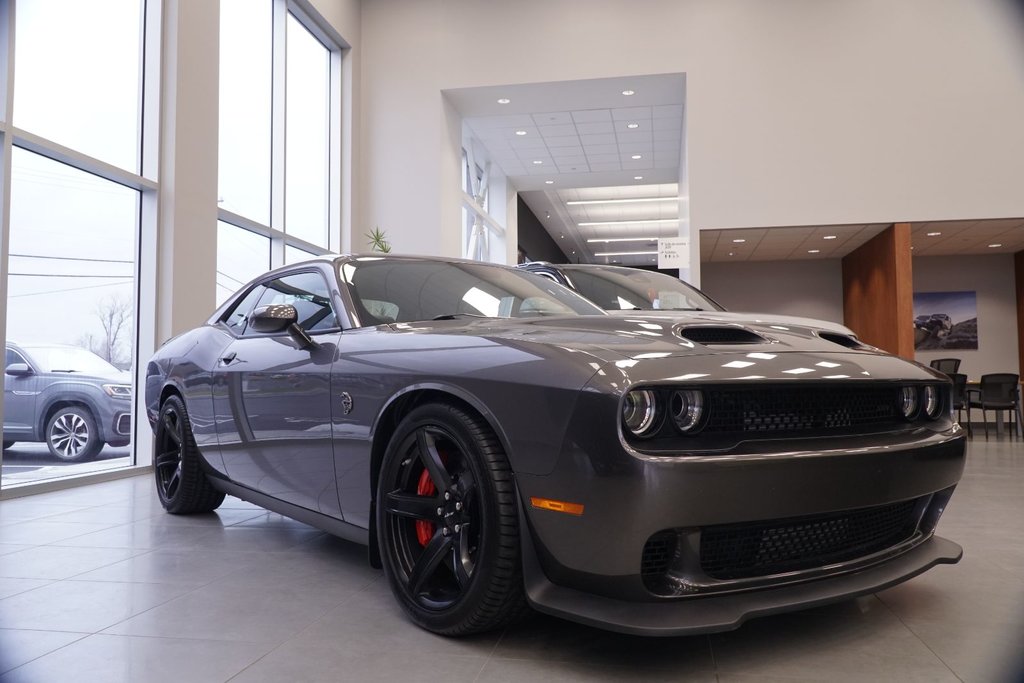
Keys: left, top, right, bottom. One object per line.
{"left": 899, "top": 386, "right": 919, "bottom": 419}
{"left": 623, "top": 389, "right": 658, "bottom": 436}
{"left": 923, "top": 385, "right": 941, "bottom": 419}
{"left": 670, "top": 389, "right": 705, "bottom": 433}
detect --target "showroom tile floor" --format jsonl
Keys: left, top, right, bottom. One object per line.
{"left": 0, "top": 438, "right": 1022, "bottom": 682}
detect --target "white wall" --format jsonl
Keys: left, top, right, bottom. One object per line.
{"left": 912, "top": 254, "right": 1019, "bottom": 378}
{"left": 700, "top": 259, "right": 844, "bottom": 325}
{"left": 359, "top": 0, "right": 1024, "bottom": 257}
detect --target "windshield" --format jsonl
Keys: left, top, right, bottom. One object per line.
{"left": 23, "top": 346, "right": 121, "bottom": 374}
{"left": 563, "top": 266, "right": 724, "bottom": 312}
{"left": 339, "top": 259, "right": 605, "bottom": 325}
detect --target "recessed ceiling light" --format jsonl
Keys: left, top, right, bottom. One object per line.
{"left": 515, "top": 130, "right": 527, "bottom": 136}
{"left": 633, "top": 175, "right": 643, "bottom": 180}
{"left": 566, "top": 197, "right": 677, "bottom": 206}
{"left": 544, "top": 180, "right": 554, "bottom": 184}
{"left": 927, "top": 232, "right": 941, "bottom": 236}
{"left": 594, "top": 250, "right": 658, "bottom": 257}
{"left": 532, "top": 160, "right": 543, "bottom": 165}
{"left": 808, "top": 249, "right": 820, "bottom": 254}
{"left": 631, "top": 154, "right": 642, "bottom": 160}
{"left": 989, "top": 243, "right": 1002, "bottom": 248}
{"left": 728, "top": 252, "right": 735, "bottom": 256}
{"left": 823, "top": 235, "right": 837, "bottom": 240}
{"left": 497, "top": 98, "right": 510, "bottom": 104}
{"left": 732, "top": 238, "right": 746, "bottom": 243}
{"left": 560, "top": 235, "right": 565, "bottom": 239}
{"left": 626, "top": 123, "right": 639, "bottom": 129}
{"left": 621, "top": 89, "right": 635, "bottom": 96}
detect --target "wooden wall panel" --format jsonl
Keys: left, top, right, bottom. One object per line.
{"left": 842, "top": 224, "right": 914, "bottom": 359}
{"left": 1016, "top": 250, "right": 1024, "bottom": 376}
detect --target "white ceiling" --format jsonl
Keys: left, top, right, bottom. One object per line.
{"left": 701, "top": 219, "right": 1024, "bottom": 262}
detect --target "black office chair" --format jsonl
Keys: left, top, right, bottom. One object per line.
{"left": 948, "top": 373, "right": 970, "bottom": 436}
{"left": 930, "top": 358, "right": 961, "bottom": 374}
{"left": 966, "top": 373, "right": 1020, "bottom": 439}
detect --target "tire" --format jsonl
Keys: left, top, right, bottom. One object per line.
{"left": 45, "top": 407, "right": 103, "bottom": 462}
{"left": 377, "top": 402, "right": 529, "bottom": 636}
{"left": 2, "top": 441, "right": 13, "bottom": 450}
{"left": 154, "top": 395, "right": 225, "bottom": 514}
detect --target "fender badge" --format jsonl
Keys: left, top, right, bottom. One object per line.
{"left": 340, "top": 392, "right": 354, "bottom": 415}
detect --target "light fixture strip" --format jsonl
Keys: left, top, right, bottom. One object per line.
{"left": 586, "top": 236, "right": 660, "bottom": 243}
{"left": 578, "top": 219, "right": 678, "bottom": 226}
{"left": 593, "top": 250, "right": 659, "bottom": 257}
{"left": 565, "top": 197, "right": 680, "bottom": 206}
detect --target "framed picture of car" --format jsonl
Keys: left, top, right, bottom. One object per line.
{"left": 912, "top": 291, "right": 978, "bottom": 351}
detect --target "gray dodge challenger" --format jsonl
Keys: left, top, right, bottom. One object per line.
{"left": 145, "top": 255, "right": 966, "bottom": 636}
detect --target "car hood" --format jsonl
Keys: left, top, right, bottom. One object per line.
{"left": 392, "top": 314, "right": 871, "bottom": 363}
{"left": 47, "top": 369, "right": 132, "bottom": 385}
{"left": 605, "top": 309, "right": 855, "bottom": 336}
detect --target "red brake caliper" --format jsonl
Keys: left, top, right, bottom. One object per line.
{"left": 415, "top": 468, "right": 437, "bottom": 546}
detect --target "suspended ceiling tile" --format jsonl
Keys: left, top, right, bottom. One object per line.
{"left": 571, "top": 109, "right": 614, "bottom": 124}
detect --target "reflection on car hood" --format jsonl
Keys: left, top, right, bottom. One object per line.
{"left": 605, "top": 309, "right": 855, "bottom": 336}
{"left": 47, "top": 369, "right": 132, "bottom": 384}
{"left": 392, "top": 314, "right": 870, "bottom": 364}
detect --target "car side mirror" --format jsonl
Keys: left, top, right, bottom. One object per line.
{"left": 249, "top": 304, "right": 319, "bottom": 350}
{"left": 249, "top": 304, "right": 298, "bottom": 334}
{"left": 5, "top": 363, "right": 33, "bottom": 377}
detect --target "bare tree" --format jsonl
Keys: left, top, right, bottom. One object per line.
{"left": 77, "top": 295, "right": 133, "bottom": 368}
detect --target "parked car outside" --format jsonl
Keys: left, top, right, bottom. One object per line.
{"left": 146, "top": 255, "right": 965, "bottom": 637}
{"left": 4, "top": 343, "right": 133, "bottom": 461}
{"left": 518, "top": 261, "right": 858, "bottom": 336}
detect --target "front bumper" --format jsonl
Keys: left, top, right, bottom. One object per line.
{"left": 522, "top": 527, "right": 961, "bottom": 636}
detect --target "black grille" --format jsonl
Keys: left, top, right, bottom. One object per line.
{"left": 641, "top": 531, "right": 677, "bottom": 579}
{"left": 116, "top": 413, "right": 132, "bottom": 435}
{"left": 700, "top": 499, "right": 921, "bottom": 580}
{"left": 678, "top": 327, "right": 765, "bottom": 345}
{"left": 702, "top": 384, "right": 900, "bottom": 435}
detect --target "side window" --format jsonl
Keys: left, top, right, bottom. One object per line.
{"left": 222, "top": 285, "right": 267, "bottom": 334}
{"left": 5, "top": 349, "right": 27, "bottom": 368}
{"left": 255, "top": 271, "right": 338, "bottom": 333}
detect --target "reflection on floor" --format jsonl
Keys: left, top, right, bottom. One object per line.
{"left": 0, "top": 438, "right": 1022, "bottom": 682}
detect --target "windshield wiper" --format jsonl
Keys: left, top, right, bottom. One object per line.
{"left": 51, "top": 369, "right": 79, "bottom": 373}
{"left": 662, "top": 307, "right": 705, "bottom": 311}
{"left": 431, "top": 313, "right": 489, "bottom": 320}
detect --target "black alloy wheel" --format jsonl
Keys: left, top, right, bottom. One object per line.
{"left": 377, "top": 402, "right": 528, "bottom": 635}
{"left": 154, "top": 395, "right": 225, "bottom": 514}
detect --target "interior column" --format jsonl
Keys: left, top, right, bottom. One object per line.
{"left": 841, "top": 223, "right": 914, "bottom": 359}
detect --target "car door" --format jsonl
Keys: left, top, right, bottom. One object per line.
{"left": 4, "top": 348, "right": 40, "bottom": 439}
{"left": 213, "top": 270, "right": 342, "bottom": 516}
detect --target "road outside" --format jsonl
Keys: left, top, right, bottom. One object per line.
{"left": 1, "top": 442, "right": 132, "bottom": 485}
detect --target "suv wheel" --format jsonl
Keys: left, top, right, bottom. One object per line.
{"left": 46, "top": 407, "right": 103, "bottom": 462}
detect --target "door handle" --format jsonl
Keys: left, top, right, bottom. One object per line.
{"left": 220, "top": 351, "right": 237, "bottom": 365}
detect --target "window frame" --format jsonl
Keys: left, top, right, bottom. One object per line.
{"left": 217, "top": 0, "right": 344, "bottom": 268}
{"left": 0, "top": 0, "right": 159, "bottom": 495}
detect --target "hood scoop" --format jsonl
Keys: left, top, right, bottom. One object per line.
{"left": 818, "top": 332, "right": 868, "bottom": 349}
{"left": 676, "top": 325, "right": 767, "bottom": 345}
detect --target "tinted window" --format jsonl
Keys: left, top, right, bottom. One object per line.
{"left": 5, "top": 349, "right": 27, "bottom": 368}
{"left": 222, "top": 285, "right": 267, "bottom": 334}
{"left": 255, "top": 271, "right": 337, "bottom": 332}
{"left": 564, "top": 267, "right": 723, "bottom": 312}
{"left": 339, "top": 259, "right": 604, "bottom": 325}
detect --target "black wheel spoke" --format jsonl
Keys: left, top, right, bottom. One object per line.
{"left": 162, "top": 412, "right": 182, "bottom": 445}
{"left": 155, "top": 449, "right": 179, "bottom": 470}
{"left": 416, "top": 429, "right": 452, "bottom": 492}
{"left": 385, "top": 490, "right": 440, "bottom": 521}
{"left": 408, "top": 530, "right": 453, "bottom": 596}
{"left": 165, "top": 464, "right": 181, "bottom": 498}
{"left": 452, "top": 530, "right": 473, "bottom": 588}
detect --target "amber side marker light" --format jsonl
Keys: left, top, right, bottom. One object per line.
{"left": 530, "top": 497, "right": 585, "bottom": 516}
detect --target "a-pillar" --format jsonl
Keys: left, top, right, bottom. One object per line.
{"left": 841, "top": 223, "right": 914, "bottom": 359}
